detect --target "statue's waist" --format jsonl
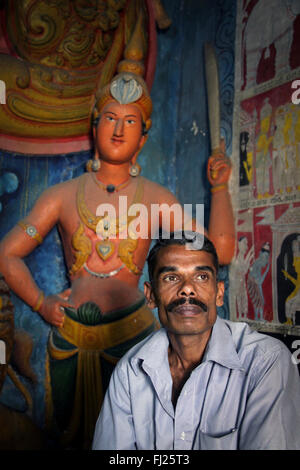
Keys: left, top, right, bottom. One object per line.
{"left": 56, "top": 300, "right": 155, "bottom": 351}
{"left": 67, "top": 274, "right": 143, "bottom": 311}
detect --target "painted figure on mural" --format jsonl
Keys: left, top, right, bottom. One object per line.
{"left": 271, "top": 103, "right": 299, "bottom": 196}
{"left": 271, "top": 106, "right": 287, "bottom": 195}
{"left": 295, "top": 109, "right": 300, "bottom": 191}
{"left": 282, "top": 235, "right": 300, "bottom": 326}
{"left": 242, "top": 0, "right": 300, "bottom": 90}
{"left": 247, "top": 242, "right": 271, "bottom": 321}
{"left": 231, "top": 236, "right": 254, "bottom": 319}
{"left": 0, "top": 69, "right": 235, "bottom": 447}
{"left": 255, "top": 99, "right": 273, "bottom": 199}
{"left": 282, "top": 104, "right": 296, "bottom": 194}
{"left": 239, "top": 132, "right": 251, "bottom": 187}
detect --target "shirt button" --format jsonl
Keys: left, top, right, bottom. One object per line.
{"left": 180, "top": 431, "right": 186, "bottom": 440}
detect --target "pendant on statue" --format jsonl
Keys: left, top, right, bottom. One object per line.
{"left": 96, "top": 240, "right": 115, "bottom": 261}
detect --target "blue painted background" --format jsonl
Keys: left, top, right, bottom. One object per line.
{"left": 0, "top": 0, "right": 236, "bottom": 429}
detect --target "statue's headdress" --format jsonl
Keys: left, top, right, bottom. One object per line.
{"left": 87, "top": 7, "right": 152, "bottom": 174}
{"left": 92, "top": 72, "right": 152, "bottom": 133}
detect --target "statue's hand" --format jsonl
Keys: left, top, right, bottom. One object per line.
{"left": 39, "top": 289, "right": 73, "bottom": 327}
{"left": 207, "top": 139, "right": 232, "bottom": 186}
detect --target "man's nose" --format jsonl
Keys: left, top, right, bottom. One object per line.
{"left": 178, "top": 278, "right": 196, "bottom": 297}
{"left": 113, "top": 118, "right": 124, "bottom": 136}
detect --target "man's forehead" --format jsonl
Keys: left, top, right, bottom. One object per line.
{"left": 154, "top": 244, "right": 216, "bottom": 271}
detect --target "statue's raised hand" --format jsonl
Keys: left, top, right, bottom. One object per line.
{"left": 207, "top": 139, "right": 232, "bottom": 187}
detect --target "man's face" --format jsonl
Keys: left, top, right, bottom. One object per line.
{"left": 94, "top": 101, "right": 145, "bottom": 164}
{"left": 144, "top": 245, "right": 224, "bottom": 337}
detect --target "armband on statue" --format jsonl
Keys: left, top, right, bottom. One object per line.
{"left": 18, "top": 221, "right": 43, "bottom": 245}
{"left": 33, "top": 290, "right": 45, "bottom": 312}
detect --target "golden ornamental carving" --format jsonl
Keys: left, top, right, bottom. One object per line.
{"left": 6, "top": 0, "right": 127, "bottom": 69}
{"left": 0, "top": 0, "right": 150, "bottom": 143}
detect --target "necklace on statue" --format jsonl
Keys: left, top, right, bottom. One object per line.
{"left": 92, "top": 173, "right": 132, "bottom": 193}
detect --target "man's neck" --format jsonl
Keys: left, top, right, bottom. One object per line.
{"left": 168, "top": 328, "right": 212, "bottom": 372}
{"left": 167, "top": 328, "right": 212, "bottom": 408}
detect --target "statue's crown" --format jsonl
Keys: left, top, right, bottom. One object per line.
{"left": 93, "top": 72, "right": 152, "bottom": 132}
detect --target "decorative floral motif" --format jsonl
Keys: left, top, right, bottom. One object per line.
{"left": 7, "top": 0, "right": 127, "bottom": 69}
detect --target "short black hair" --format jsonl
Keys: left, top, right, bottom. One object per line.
{"left": 147, "top": 231, "right": 219, "bottom": 285}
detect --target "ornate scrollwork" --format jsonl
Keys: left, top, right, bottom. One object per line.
{"left": 0, "top": 0, "right": 150, "bottom": 142}
{"left": 7, "top": 0, "right": 127, "bottom": 69}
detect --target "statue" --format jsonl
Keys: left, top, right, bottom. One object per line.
{"left": 0, "top": 68, "right": 235, "bottom": 447}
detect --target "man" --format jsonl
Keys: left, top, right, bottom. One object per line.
{"left": 92, "top": 232, "right": 300, "bottom": 450}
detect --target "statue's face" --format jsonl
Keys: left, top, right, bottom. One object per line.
{"left": 94, "top": 101, "right": 145, "bottom": 164}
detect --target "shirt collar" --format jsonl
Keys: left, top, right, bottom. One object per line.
{"left": 130, "top": 329, "right": 170, "bottom": 376}
{"left": 202, "top": 316, "right": 244, "bottom": 370}
{"left": 130, "top": 316, "right": 244, "bottom": 374}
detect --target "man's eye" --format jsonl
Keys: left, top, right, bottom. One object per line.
{"left": 163, "top": 274, "right": 178, "bottom": 282}
{"left": 197, "top": 273, "right": 209, "bottom": 281}
{"left": 126, "top": 119, "right": 136, "bottom": 124}
{"left": 105, "top": 116, "right": 115, "bottom": 121}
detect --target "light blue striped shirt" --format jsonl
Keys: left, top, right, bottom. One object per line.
{"left": 92, "top": 316, "right": 300, "bottom": 450}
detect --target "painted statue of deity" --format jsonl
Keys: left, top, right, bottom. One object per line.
{"left": 0, "top": 66, "right": 235, "bottom": 447}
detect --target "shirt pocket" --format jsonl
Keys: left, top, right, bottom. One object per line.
{"left": 195, "top": 426, "right": 239, "bottom": 450}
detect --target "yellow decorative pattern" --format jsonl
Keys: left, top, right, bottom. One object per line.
{"left": 69, "top": 222, "right": 92, "bottom": 276}
{"left": 0, "top": 0, "right": 149, "bottom": 140}
{"left": 56, "top": 302, "right": 155, "bottom": 351}
{"left": 76, "top": 173, "right": 144, "bottom": 234}
{"left": 70, "top": 173, "right": 144, "bottom": 275}
{"left": 118, "top": 238, "right": 142, "bottom": 274}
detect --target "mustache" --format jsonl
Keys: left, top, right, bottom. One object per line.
{"left": 166, "top": 297, "right": 208, "bottom": 313}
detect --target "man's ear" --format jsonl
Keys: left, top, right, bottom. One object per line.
{"left": 216, "top": 281, "right": 225, "bottom": 307}
{"left": 144, "top": 281, "right": 157, "bottom": 309}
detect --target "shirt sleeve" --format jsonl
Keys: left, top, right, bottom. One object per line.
{"left": 92, "top": 361, "right": 136, "bottom": 450}
{"left": 239, "top": 344, "right": 300, "bottom": 450}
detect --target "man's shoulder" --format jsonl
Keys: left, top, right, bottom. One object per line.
{"left": 221, "top": 318, "right": 291, "bottom": 366}
{"left": 114, "top": 328, "right": 167, "bottom": 374}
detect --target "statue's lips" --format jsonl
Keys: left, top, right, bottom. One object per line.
{"left": 111, "top": 137, "right": 124, "bottom": 145}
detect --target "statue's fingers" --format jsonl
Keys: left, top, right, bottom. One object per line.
{"left": 60, "top": 288, "right": 71, "bottom": 300}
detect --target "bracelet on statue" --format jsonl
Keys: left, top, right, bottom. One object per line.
{"left": 211, "top": 183, "right": 228, "bottom": 194}
{"left": 18, "top": 221, "right": 43, "bottom": 244}
{"left": 33, "top": 291, "right": 45, "bottom": 312}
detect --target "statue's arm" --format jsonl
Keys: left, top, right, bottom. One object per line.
{"left": 154, "top": 143, "right": 235, "bottom": 266}
{"left": 206, "top": 140, "right": 235, "bottom": 265}
{"left": 0, "top": 186, "right": 72, "bottom": 326}
{"left": 156, "top": 186, "right": 207, "bottom": 237}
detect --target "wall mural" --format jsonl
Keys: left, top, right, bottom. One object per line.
{"left": 230, "top": 0, "right": 300, "bottom": 335}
